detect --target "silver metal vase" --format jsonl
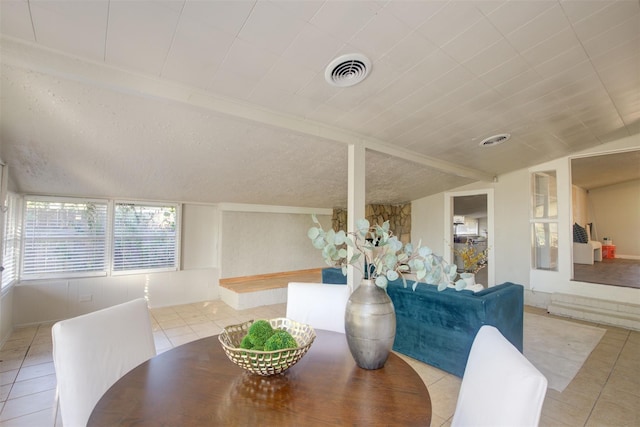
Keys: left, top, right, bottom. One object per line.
{"left": 344, "top": 279, "right": 396, "bottom": 370}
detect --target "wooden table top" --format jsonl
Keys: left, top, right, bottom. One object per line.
{"left": 89, "top": 329, "right": 431, "bottom": 426}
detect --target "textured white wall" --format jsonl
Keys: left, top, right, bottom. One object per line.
{"left": 181, "top": 204, "right": 219, "bottom": 269}
{"left": 411, "top": 193, "right": 446, "bottom": 255}
{"left": 219, "top": 210, "right": 331, "bottom": 278}
{"left": 572, "top": 185, "right": 589, "bottom": 225}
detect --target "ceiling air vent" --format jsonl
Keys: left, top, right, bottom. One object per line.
{"left": 325, "top": 54, "right": 371, "bottom": 88}
{"left": 479, "top": 133, "right": 511, "bottom": 147}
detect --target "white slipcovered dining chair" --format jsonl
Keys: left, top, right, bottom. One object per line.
{"left": 286, "top": 282, "right": 350, "bottom": 333}
{"left": 451, "top": 325, "right": 548, "bottom": 427}
{"left": 52, "top": 298, "right": 156, "bottom": 427}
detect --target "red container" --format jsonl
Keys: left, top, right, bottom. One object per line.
{"left": 602, "top": 245, "right": 616, "bottom": 259}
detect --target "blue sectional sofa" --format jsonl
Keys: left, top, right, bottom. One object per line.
{"left": 387, "top": 280, "right": 523, "bottom": 377}
{"left": 321, "top": 268, "right": 524, "bottom": 377}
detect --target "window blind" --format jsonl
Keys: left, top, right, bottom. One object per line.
{"left": 22, "top": 198, "right": 108, "bottom": 277}
{"left": 112, "top": 203, "right": 177, "bottom": 272}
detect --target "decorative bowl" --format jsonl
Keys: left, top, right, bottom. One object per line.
{"left": 218, "top": 318, "right": 316, "bottom": 376}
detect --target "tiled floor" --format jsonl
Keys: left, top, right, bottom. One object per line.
{"left": 0, "top": 302, "right": 638, "bottom": 426}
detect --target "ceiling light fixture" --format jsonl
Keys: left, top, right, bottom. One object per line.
{"left": 479, "top": 133, "right": 511, "bottom": 147}
{"left": 325, "top": 53, "right": 371, "bottom": 87}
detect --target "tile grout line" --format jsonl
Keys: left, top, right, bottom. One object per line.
{"left": 582, "top": 330, "right": 629, "bottom": 427}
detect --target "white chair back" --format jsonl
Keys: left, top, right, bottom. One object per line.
{"left": 52, "top": 298, "right": 156, "bottom": 427}
{"left": 286, "top": 282, "right": 349, "bottom": 333}
{"left": 452, "top": 325, "right": 547, "bottom": 427}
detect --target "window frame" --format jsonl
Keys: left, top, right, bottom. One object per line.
{"left": 20, "top": 196, "right": 109, "bottom": 280}
{"left": 110, "top": 201, "right": 181, "bottom": 276}
{"left": 530, "top": 171, "right": 559, "bottom": 271}
{"left": 18, "top": 196, "right": 182, "bottom": 281}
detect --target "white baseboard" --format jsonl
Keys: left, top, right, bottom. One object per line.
{"left": 617, "top": 254, "right": 640, "bottom": 260}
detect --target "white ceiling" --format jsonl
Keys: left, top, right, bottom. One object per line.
{"left": 571, "top": 149, "right": 640, "bottom": 190}
{"left": 0, "top": 0, "right": 638, "bottom": 208}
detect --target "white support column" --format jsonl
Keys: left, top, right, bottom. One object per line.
{"left": 347, "top": 143, "right": 366, "bottom": 292}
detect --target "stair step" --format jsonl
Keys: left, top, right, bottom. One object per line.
{"left": 548, "top": 293, "right": 640, "bottom": 330}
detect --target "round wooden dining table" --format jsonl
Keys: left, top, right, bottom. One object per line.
{"left": 89, "top": 329, "right": 431, "bottom": 426}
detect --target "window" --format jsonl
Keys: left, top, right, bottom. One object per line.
{"left": 112, "top": 202, "right": 179, "bottom": 273}
{"left": 21, "top": 197, "right": 108, "bottom": 278}
{"left": 530, "top": 171, "right": 558, "bottom": 271}
{"left": 2, "top": 193, "right": 22, "bottom": 290}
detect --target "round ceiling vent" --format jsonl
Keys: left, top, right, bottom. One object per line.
{"left": 479, "top": 133, "right": 511, "bottom": 147}
{"left": 325, "top": 54, "right": 371, "bottom": 88}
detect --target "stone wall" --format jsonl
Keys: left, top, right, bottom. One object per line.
{"left": 332, "top": 204, "right": 412, "bottom": 244}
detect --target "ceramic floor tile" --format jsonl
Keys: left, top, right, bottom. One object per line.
{"left": 585, "top": 397, "right": 640, "bottom": 427}
{"left": 7, "top": 375, "right": 56, "bottom": 400}
{"left": 5, "top": 328, "right": 37, "bottom": 341}
{"left": 0, "top": 340, "right": 31, "bottom": 352}
{"left": 573, "top": 365, "right": 611, "bottom": 388}
{"left": 162, "top": 325, "right": 194, "bottom": 338}
{"left": 180, "top": 315, "right": 210, "bottom": 325}
{"left": 172, "top": 304, "right": 200, "bottom": 314}
{"left": 153, "top": 337, "right": 173, "bottom": 354}
{"left": 0, "top": 360, "right": 22, "bottom": 375}
{"left": 544, "top": 387, "right": 597, "bottom": 412}
{"left": 168, "top": 333, "right": 200, "bottom": 348}
{"left": 562, "top": 373, "right": 606, "bottom": 401}
{"left": 30, "top": 335, "right": 52, "bottom": 347}
{"left": 14, "top": 363, "right": 55, "bottom": 383}
{"left": 213, "top": 316, "right": 244, "bottom": 329}
{"left": 425, "top": 374, "right": 461, "bottom": 421}
{"left": 0, "top": 351, "right": 27, "bottom": 366}
{"left": 0, "top": 384, "right": 11, "bottom": 403}
{"left": 399, "top": 355, "right": 449, "bottom": 386}
{"left": 22, "top": 346, "right": 53, "bottom": 368}
{"left": 616, "top": 347, "right": 640, "bottom": 369}
{"left": 202, "top": 306, "right": 236, "bottom": 318}
{"left": 541, "top": 394, "right": 590, "bottom": 426}
{"left": 619, "top": 341, "right": 640, "bottom": 361}
{"left": 599, "top": 378, "right": 640, "bottom": 410}
{"left": 0, "top": 389, "right": 56, "bottom": 422}
{"left": 190, "top": 322, "right": 223, "bottom": 337}
{"left": 579, "top": 353, "right": 616, "bottom": 373}
{"left": 150, "top": 311, "right": 181, "bottom": 322}
{"left": 157, "top": 317, "right": 188, "bottom": 329}
{"left": 430, "top": 412, "right": 447, "bottom": 427}
{"left": 588, "top": 341, "right": 622, "bottom": 364}
{"left": 0, "top": 406, "right": 57, "bottom": 427}
{"left": 539, "top": 413, "right": 574, "bottom": 427}
{"left": 0, "top": 371, "right": 18, "bottom": 388}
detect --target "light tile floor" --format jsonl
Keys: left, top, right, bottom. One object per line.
{"left": 0, "top": 302, "right": 638, "bottom": 426}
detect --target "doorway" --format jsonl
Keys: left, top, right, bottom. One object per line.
{"left": 570, "top": 149, "right": 640, "bottom": 288}
{"left": 444, "top": 189, "right": 495, "bottom": 287}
